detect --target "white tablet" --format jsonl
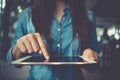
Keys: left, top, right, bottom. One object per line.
{"left": 12, "top": 55, "right": 97, "bottom": 65}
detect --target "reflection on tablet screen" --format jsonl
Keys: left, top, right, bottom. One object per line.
{"left": 23, "top": 56, "right": 84, "bottom": 62}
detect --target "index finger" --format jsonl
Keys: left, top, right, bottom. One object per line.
{"left": 34, "top": 33, "right": 50, "bottom": 60}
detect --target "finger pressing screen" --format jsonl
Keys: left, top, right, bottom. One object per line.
{"left": 35, "top": 33, "right": 50, "bottom": 59}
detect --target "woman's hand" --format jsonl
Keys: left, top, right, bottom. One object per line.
{"left": 12, "top": 33, "right": 49, "bottom": 59}
{"left": 82, "top": 48, "right": 98, "bottom": 61}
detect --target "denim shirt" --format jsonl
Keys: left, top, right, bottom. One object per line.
{"left": 7, "top": 7, "right": 99, "bottom": 80}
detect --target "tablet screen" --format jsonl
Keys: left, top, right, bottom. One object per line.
{"left": 23, "top": 56, "right": 84, "bottom": 62}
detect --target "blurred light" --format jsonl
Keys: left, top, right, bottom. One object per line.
{"left": 13, "top": 21, "right": 18, "bottom": 29}
{"left": 96, "top": 27, "right": 104, "bottom": 36}
{"left": 1, "top": 30, "right": 3, "bottom": 37}
{"left": 96, "top": 27, "right": 104, "bottom": 42}
{"left": 97, "top": 36, "right": 101, "bottom": 42}
{"left": 0, "top": 0, "right": 6, "bottom": 13}
{"left": 116, "top": 44, "right": 120, "bottom": 49}
{"left": 2, "top": 0, "right": 6, "bottom": 8}
{"left": 17, "top": 6, "right": 22, "bottom": 13}
{"left": 114, "top": 34, "right": 119, "bottom": 40}
{"left": 17, "top": 6, "right": 21, "bottom": 10}
{"left": 10, "top": 11, "right": 15, "bottom": 17}
{"left": 107, "top": 27, "right": 116, "bottom": 37}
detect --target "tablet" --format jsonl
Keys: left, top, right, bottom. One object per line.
{"left": 12, "top": 55, "right": 97, "bottom": 65}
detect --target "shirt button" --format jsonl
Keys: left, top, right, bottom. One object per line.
{"left": 57, "top": 44, "right": 60, "bottom": 47}
{"left": 57, "top": 28, "right": 60, "bottom": 31}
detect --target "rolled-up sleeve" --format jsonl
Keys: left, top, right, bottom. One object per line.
{"left": 7, "top": 9, "right": 27, "bottom": 63}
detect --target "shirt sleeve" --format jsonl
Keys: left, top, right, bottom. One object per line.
{"left": 7, "top": 8, "right": 28, "bottom": 64}
{"left": 87, "top": 10, "right": 100, "bottom": 54}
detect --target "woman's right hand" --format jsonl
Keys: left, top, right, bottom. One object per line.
{"left": 12, "top": 33, "right": 49, "bottom": 59}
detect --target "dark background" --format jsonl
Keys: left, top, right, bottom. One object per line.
{"left": 0, "top": 0, "right": 120, "bottom": 80}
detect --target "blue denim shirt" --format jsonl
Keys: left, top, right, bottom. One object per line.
{"left": 7, "top": 7, "right": 99, "bottom": 80}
